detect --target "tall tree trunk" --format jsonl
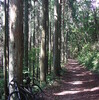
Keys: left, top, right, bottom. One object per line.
{"left": 36, "top": 2, "right": 40, "bottom": 80}
{"left": 32, "top": 0, "right": 36, "bottom": 84}
{"left": 24, "top": 0, "right": 29, "bottom": 70}
{"left": 4, "top": 0, "right": 9, "bottom": 99}
{"left": 33, "top": 0, "right": 35, "bottom": 48}
{"left": 66, "top": 32, "right": 68, "bottom": 61}
{"left": 53, "top": 0, "right": 60, "bottom": 76}
{"left": 49, "top": 0, "right": 52, "bottom": 74}
{"left": 40, "top": 0, "right": 47, "bottom": 82}
{"left": 9, "top": 0, "right": 23, "bottom": 95}
{"left": 28, "top": 0, "right": 32, "bottom": 75}
{"left": 58, "top": 0, "right": 62, "bottom": 70}
{"left": 45, "top": 0, "right": 49, "bottom": 75}
{"left": 62, "top": 0, "right": 66, "bottom": 63}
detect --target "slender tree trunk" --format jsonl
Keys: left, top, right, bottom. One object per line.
{"left": 45, "top": 0, "right": 49, "bottom": 75}
{"left": 9, "top": 0, "right": 23, "bottom": 96}
{"left": 36, "top": 2, "right": 40, "bottom": 80}
{"left": 62, "top": 0, "right": 65, "bottom": 63}
{"left": 32, "top": 0, "right": 36, "bottom": 84}
{"left": 49, "top": 22, "right": 51, "bottom": 74}
{"left": 29, "top": 37, "right": 32, "bottom": 74}
{"left": 33, "top": 0, "right": 35, "bottom": 48}
{"left": 4, "top": 0, "right": 9, "bottom": 99}
{"left": 48, "top": 0, "right": 51, "bottom": 74}
{"left": 58, "top": 0, "right": 62, "bottom": 70}
{"left": 53, "top": 0, "right": 60, "bottom": 76}
{"left": 28, "top": 0, "right": 32, "bottom": 75}
{"left": 66, "top": 32, "right": 68, "bottom": 61}
{"left": 40, "top": 0, "right": 47, "bottom": 82}
{"left": 24, "top": 0, "right": 29, "bottom": 70}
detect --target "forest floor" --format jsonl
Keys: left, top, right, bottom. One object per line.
{"left": 43, "top": 59, "right": 99, "bottom": 100}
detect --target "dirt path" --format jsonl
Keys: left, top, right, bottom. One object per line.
{"left": 44, "top": 59, "right": 99, "bottom": 100}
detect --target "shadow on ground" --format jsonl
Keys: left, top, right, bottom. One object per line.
{"left": 44, "top": 59, "right": 99, "bottom": 100}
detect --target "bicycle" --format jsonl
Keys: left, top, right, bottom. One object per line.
{"left": 23, "top": 73, "right": 44, "bottom": 100}
{"left": 8, "top": 78, "right": 27, "bottom": 100}
{"left": 8, "top": 77, "right": 44, "bottom": 100}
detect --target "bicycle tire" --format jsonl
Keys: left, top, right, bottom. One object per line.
{"left": 30, "top": 84, "right": 44, "bottom": 100}
{"left": 19, "top": 86, "right": 34, "bottom": 100}
{"left": 8, "top": 91, "right": 27, "bottom": 100}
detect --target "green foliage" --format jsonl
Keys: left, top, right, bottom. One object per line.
{"left": 46, "top": 68, "right": 67, "bottom": 86}
{"left": 0, "top": 69, "right": 4, "bottom": 100}
{"left": 78, "top": 43, "right": 99, "bottom": 73}
{"left": 28, "top": 47, "right": 40, "bottom": 61}
{"left": 60, "top": 68, "right": 67, "bottom": 76}
{"left": 48, "top": 52, "right": 53, "bottom": 66}
{"left": 0, "top": 79, "right": 4, "bottom": 100}
{"left": 46, "top": 72, "right": 55, "bottom": 83}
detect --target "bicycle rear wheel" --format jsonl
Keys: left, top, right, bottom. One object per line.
{"left": 31, "top": 84, "right": 44, "bottom": 100}
{"left": 8, "top": 91, "right": 27, "bottom": 100}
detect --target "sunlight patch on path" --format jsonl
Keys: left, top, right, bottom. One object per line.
{"left": 54, "top": 90, "right": 81, "bottom": 95}
{"left": 63, "top": 81, "right": 83, "bottom": 85}
{"left": 53, "top": 86, "right": 99, "bottom": 96}
{"left": 70, "top": 81, "right": 83, "bottom": 85}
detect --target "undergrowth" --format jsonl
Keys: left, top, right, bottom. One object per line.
{"left": 0, "top": 69, "right": 4, "bottom": 100}
{"left": 78, "top": 43, "right": 99, "bottom": 73}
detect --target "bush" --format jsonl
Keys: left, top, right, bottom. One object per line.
{"left": 78, "top": 43, "right": 99, "bottom": 72}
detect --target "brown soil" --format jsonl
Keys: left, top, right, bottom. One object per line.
{"left": 43, "top": 59, "right": 99, "bottom": 100}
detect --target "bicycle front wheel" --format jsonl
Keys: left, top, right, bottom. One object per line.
{"left": 8, "top": 91, "right": 27, "bottom": 100}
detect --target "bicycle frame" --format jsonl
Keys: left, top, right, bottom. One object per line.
{"left": 8, "top": 78, "right": 21, "bottom": 100}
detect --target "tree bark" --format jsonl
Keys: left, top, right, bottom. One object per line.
{"left": 58, "top": 0, "right": 62, "bottom": 70}
{"left": 53, "top": 0, "right": 60, "bottom": 76}
{"left": 9, "top": 0, "right": 23, "bottom": 95}
{"left": 4, "top": 0, "right": 9, "bottom": 99}
{"left": 40, "top": 0, "right": 47, "bottom": 82}
{"left": 24, "top": 0, "right": 29, "bottom": 70}
{"left": 45, "top": 0, "right": 49, "bottom": 75}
